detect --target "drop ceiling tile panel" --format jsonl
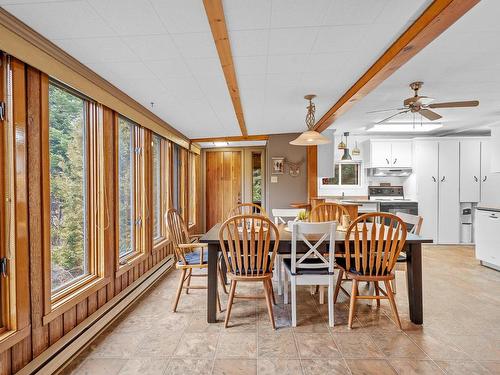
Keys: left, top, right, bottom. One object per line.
{"left": 122, "top": 34, "right": 180, "bottom": 61}
{"left": 53, "top": 37, "right": 138, "bottom": 64}
{"left": 312, "top": 25, "right": 368, "bottom": 54}
{"left": 185, "top": 58, "right": 223, "bottom": 77}
{"left": 223, "top": 0, "right": 271, "bottom": 31}
{"left": 303, "top": 52, "right": 355, "bottom": 73}
{"left": 230, "top": 30, "right": 269, "bottom": 57}
{"left": 268, "top": 28, "right": 319, "bottom": 55}
{"left": 117, "top": 78, "right": 168, "bottom": 106}
{"left": 145, "top": 59, "right": 192, "bottom": 82}
{"left": 89, "top": 61, "right": 156, "bottom": 81}
{"left": 270, "top": 0, "right": 332, "bottom": 28}
{"left": 267, "top": 54, "right": 308, "bottom": 75}
{"left": 237, "top": 74, "right": 266, "bottom": 91}
{"left": 170, "top": 32, "right": 218, "bottom": 59}
{"left": 3, "top": 1, "right": 115, "bottom": 39}
{"left": 87, "top": 0, "right": 165, "bottom": 36}
{"left": 150, "top": 0, "right": 210, "bottom": 34}
{"left": 375, "top": 0, "right": 432, "bottom": 26}
{"left": 160, "top": 76, "right": 205, "bottom": 101}
{"left": 233, "top": 56, "right": 267, "bottom": 76}
{"left": 322, "top": 0, "right": 387, "bottom": 26}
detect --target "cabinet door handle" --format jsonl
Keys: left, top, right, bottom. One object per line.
{"left": 474, "top": 176, "right": 478, "bottom": 182}
{"left": 432, "top": 176, "right": 437, "bottom": 182}
{"left": 489, "top": 214, "right": 498, "bottom": 219}
{"left": 393, "top": 158, "right": 397, "bottom": 164}
{"left": 441, "top": 176, "right": 446, "bottom": 182}
{"left": 385, "top": 158, "right": 389, "bottom": 165}
{"left": 483, "top": 176, "right": 488, "bottom": 182}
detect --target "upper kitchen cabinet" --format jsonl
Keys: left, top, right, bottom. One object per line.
{"left": 460, "top": 140, "right": 481, "bottom": 202}
{"left": 480, "top": 140, "right": 500, "bottom": 205}
{"left": 365, "top": 139, "right": 412, "bottom": 168}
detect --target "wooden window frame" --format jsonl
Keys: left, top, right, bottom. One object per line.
{"left": 0, "top": 56, "right": 31, "bottom": 350}
{"left": 188, "top": 152, "right": 198, "bottom": 229}
{"left": 42, "top": 79, "right": 108, "bottom": 324}
{"left": 115, "top": 116, "right": 148, "bottom": 276}
{"left": 151, "top": 135, "right": 171, "bottom": 251}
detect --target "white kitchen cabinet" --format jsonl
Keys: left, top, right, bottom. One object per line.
{"left": 415, "top": 141, "right": 439, "bottom": 241}
{"left": 480, "top": 140, "right": 500, "bottom": 205}
{"left": 459, "top": 140, "right": 481, "bottom": 202}
{"left": 415, "top": 140, "right": 460, "bottom": 244}
{"left": 438, "top": 141, "right": 460, "bottom": 244}
{"left": 475, "top": 208, "right": 500, "bottom": 269}
{"left": 368, "top": 140, "right": 412, "bottom": 168}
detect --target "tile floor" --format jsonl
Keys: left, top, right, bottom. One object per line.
{"left": 62, "top": 246, "right": 500, "bottom": 375}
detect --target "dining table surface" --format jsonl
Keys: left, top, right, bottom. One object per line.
{"left": 200, "top": 222, "right": 433, "bottom": 325}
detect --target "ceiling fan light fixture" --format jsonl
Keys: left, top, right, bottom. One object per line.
{"left": 290, "top": 94, "right": 332, "bottom": 146}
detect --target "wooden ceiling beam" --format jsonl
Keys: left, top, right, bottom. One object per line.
{"left": 191, "top": 135, "right": 269, "bottom": 143}
{"left": 313, "top": 0, "right": 480, "bottom": 133}
{"left": 203, "top": 0, "right": 248, "bottom": 136}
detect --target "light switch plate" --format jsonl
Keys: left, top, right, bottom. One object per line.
{"left": 271, "top": 176, "right": 278, "bottom": 183}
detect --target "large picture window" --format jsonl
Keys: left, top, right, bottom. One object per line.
{"left": 321, "top": 162, "right": 361, "bottom": 187}
{"left": 188, "top": 152, "right": 197, "bottom": 227}
{"left": 151, "top": 134, "right": 169, "bottom": 245}
{"left": 48, "top": 83, "right": 88, "bottom": 292}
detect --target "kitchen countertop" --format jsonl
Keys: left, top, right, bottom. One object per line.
{"left": 477, "top": 204, "right": 500, "bottom": 212}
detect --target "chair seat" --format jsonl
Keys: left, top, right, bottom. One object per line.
{"left": 179, "top": 250, "right": 208, "bottom": 266}
{"left": 335, "top": 257, "right": 390, "bottom": 276}
{"left": 283, "top": 258, "right": 332, "bottom": 275}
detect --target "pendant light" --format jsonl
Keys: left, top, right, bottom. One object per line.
{"left": 290, "top": 95, "right": 331, "bottom": 146}
{"left": 352, "top": 140, "right": 361, "bottom": 156}
{"left": 341, "top": 132, "right": 352, "bottom": 160}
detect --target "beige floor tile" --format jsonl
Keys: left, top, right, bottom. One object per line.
{"left": 373, "top": 333, "right": 429, "bottom": 359}
{"left": 258, "top": 330, "right": 299, "bottom": 358}
{"left": 332, "top": 332, "right": 385, "bottom": 359}
{"left": 134, "top": 330, "right": 183, "bottom": 357}
{"left": 389, "top": 359, "right": 444, "bottom": 374}
{"left": 406, "top": 332, "right": 470, "bottom": 361}
{"left": 117, "top": 358, "right": 168, "bottom": 375}
{"left": 293, "top": 314, "right": 330, "bottom": 333}
{"left": 346, "top": 359, "right": 397, "bottom": 375}
{"left": 174, "top": 332, "right": 219, "bottom": 359}
{"left": 88, "top": 332, "right": 145, "bottom": 359}
{"left": 257, "top": 358, "right": 303, "bottom": 375}
{"left": 301, "top": 359, "right": 350, "bottom": 375}
{"left": 217, "top": 332, "right": 257, "bottom": 358}
{"left": 434, "top": 360, "right": 491, "bottom": 375}
{"left": 73, "top": 358, "right": 127, "bottom": 375}
{"left": 478, "top": 361, "right": 500, "bottom": 374}
{"left": 447, "top": 335, "right": 500, "bottom": 361}
{"left": 186, "top": 314, "right": 223, "bottom": 333}
{"left": 166, "top": 358, "right": 213, "bottom": 375}
{"left": 212, "top": 358, "right": 257, "bottom": 375}
{"left": 295, "top": 332, "right": 341, "bottom": 359}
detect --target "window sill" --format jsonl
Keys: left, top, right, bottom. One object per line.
{"left": 153, "top": 238, "right": 170, "bottom": 253}
{"left": 116, "top": 252, "right": 147, "bottom": 277}
{"left": 43, "top": 276, "right": 110, "bottom": 326}
{"left": 0, "top": 325, "right": 31, "bottom": 353}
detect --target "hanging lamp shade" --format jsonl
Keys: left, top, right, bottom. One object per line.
{"left": 290, "top": 95, "right": 332, "bottom": 146}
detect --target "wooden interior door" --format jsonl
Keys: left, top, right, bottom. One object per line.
{"left": 206, "top": 151, "right": 242, "bottom": 230}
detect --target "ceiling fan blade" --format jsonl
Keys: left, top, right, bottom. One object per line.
{"left": 428, "top": 100, "right": 479, "bottom": 109}
{"left": 419, "top": 109, "right": 442, "bottom": 121}
{"left": 376, "top": 110, "right": 410, "bottom": 124}
{"left": 366, "top": 107, "right": 406, "bottom": 114}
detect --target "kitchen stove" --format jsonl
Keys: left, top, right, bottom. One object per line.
{"left": 368, "top": 186, "right": 418, "bottom": 215}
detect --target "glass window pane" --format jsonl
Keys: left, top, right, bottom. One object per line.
{"left": 49, "top": 84, "right": 88, "bottom": 291}
{"left": 252, "top": 152, "right": 262, "bottom": 205}
{"left": 152, "top": 135, "right": 162, "bottom": 239}
{"left": 340, "top": 163, "right": 359, "bottom": 185}
{"left": 188, "top": 154, "right": 196, "bottom": 225}
{"left": 172, "top": 145, "right": 179, "bottom": 210}
{"left": 118, "top": 118, "right": 134, "bottom": 258}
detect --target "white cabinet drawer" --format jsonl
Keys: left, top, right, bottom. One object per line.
{"left": 475, "top": 209, "right": 500, "bottom": 267}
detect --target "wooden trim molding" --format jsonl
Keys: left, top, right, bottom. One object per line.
{"left": 203, "top": 0, "right": 248, "bottom": 136}
{"left": 0, "top": 9, "right": 190, "bottom": 148}
{"left": 192, "top": 135, "right": 269, "bottom": 143}
{"left": 313, "top": 0, "right": 480, "bottom": 132}
{"left": 0, "top": 325, "right": 31, "bottom": 353}
{"left": 307, "top": 146, "right": 318, "bottom": 203}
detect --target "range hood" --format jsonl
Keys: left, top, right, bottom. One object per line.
{"left": 367, "top": 167, "right": 412, "bottom": 177}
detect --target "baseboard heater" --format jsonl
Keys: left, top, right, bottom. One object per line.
{"left": 17, "top": 255, "right": 175, "bottom": 375}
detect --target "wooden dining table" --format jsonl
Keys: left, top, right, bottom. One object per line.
{"left": 200, "top": 223, "right": 433, "bottom": 324}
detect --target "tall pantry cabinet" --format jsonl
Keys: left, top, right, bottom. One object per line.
{"left": 415, "top": 140, "right": 460, "bottom": 243}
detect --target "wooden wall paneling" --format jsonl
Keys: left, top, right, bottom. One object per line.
{"left": 97, "top": 287, "right": 106, "bottom": 309}
{"left": 0, "top": 350, "right": 12, "bottom": 375}
{"left": 26, "top": 67, "right": 50, "bottom": 358}
{"left": 10, "top": 337, "right": 31, "bottom": 373}
{"left": 87, "top": 293, "right": 97, "bottom": 315}
{"left": 48, "top": 316, "right": 63, "bottom": 346}
{"left": 75, "top": 300, "right": 87, "bottom": 325}
{"left": 62, "top": 308, "right": 76, "bottom": 335}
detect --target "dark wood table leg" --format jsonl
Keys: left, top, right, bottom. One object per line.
{"left": 406, "top": 243, "right": 423, "bottom": 324}
{"left": 220, "top": 254, "right": 228, "bottom": 285}
{"left": 207, "top": 243, "right": 219, "bottom": 323}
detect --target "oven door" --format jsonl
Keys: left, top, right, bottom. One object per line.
{"left": 379, "top": 202, "right": 418, "bottom": 216}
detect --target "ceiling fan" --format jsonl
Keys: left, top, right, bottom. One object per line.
{"left": 367, "top": 81, "right": 479, "bottom": 124}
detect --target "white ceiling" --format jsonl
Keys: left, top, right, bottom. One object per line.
{"left": 2, "top": 0, "right": 496, "bottom": 138}
{"left": 197, "top": 140, "right": 267, "bottom": 148}
{"left": 332, "top": 0, "right": 500, "bottom": 135}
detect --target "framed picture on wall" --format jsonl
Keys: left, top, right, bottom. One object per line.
{"left": 272, "top": 157, "right": 285, "bottom": 174}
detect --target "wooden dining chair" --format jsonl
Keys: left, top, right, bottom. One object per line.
{"left": 392, "top": 212, "right": 423, "bottom": 293}
{"left": 310, "top": 202, "right": 350, "bottom": 223}
{"left": 218, "top": 214, "right": 280, "bottom": 329}
{"left": 271, "top": 208, "right": 302, "bottom": 296}
{"left": 283, "top": 221, "right": 337, "bottom": 327}
{"left": 334, "top": 213, "right": 407, "bottom": 329}
{"left": 166, "top": 208, "right": 224, "bottom": 312}
{"left": 227, "top": 203, "right": 267, "bottom": 218}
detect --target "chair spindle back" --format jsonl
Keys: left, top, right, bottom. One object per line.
{"left": 310, "top": 202, "right": 350, "bottom": 223}
{"left": 227, "top": 203, "right": 267, "bottom": 218}
{"left": 166, "top": 208, "right": 190, "bottom": 265}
